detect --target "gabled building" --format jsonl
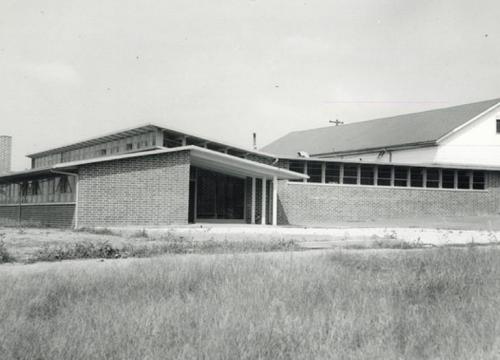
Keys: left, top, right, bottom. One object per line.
{"left": 1, "top": 98, "right": 500, "bottom": 228}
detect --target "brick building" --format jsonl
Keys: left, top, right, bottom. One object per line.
{"left": 1, "top": 98, "right": 500, "bottom": 228}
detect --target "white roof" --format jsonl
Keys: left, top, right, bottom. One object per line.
{"left": 53, "top": 146, "right": 309, "bottom": 180}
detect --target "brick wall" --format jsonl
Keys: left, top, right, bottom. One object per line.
{"left": 0, "top": 204, "right": 75, "bottom": 227}
{"left": 77, "top": 151, "right": 190, "bottom": 227}
{"left": 0, "top": 136, "right": 12, "bottom": 174}
{"left": 277, "top": 172, "right": 500, "bottom": 225}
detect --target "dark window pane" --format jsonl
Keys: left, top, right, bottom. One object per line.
{"left": 473, "top": 171, "right": 485, "bottom": 190}
{"left": 377, "top": 166, "right": 392, "bottom": 186}
{"left": 457, "top": 171, "right": 471, "bottom": 189}
{"left": 497, "top": 119, "right": 500, "bottom": 133}
{"left": 29, "top": 180, "right": 40, "bottom": 196}
{"left": 426, "top": 168, "right": 440, "bottom": 188}
{"left": 410, "top": 167, "right": 424, "bottom": 187}
{"left": 394, "top": 167, "right": 408, "bottom": 187}
{"left": 325, "top": 163, "right": 340, "bottom": 184}
{"left": 343, "top": 164, "right": 358, "bottom": 184}
{"left": 307, "top": 162, "right": 323, "bottom": 183}
{"left": 360, "top": 165, "right": 374, "bottom": 185}
{"left": 442, "top": 170, "right": 455, "bottom": 189}
{"left": 289, "top": 161, "right": 305, "bottom": 182}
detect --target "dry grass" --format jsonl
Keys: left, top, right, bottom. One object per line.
{"left": 0, "top": 227, "right": 299, "bottom": 263}
{"left": 1, "top": 248, "right": 500, "bottom": 359}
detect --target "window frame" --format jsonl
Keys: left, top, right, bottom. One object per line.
{"left": 360, "top": 165, "right": 375, "bottom": 185}
{"left": 306, "top": 161, "right": 323, "bottom": 183}
{"left": 342, "top": 164, "right": 358, "bottom": 185}
{"left": 394, "top": 167, "right": 408, "bottom": 187}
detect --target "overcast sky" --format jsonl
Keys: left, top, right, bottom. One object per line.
{"left": 1, "top": 0, "right": 500, "bottom": 170}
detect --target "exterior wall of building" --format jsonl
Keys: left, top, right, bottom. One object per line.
{"left": 0, "top": 135, "right": 12, "bottom": 174}
{"left": 277, "top": 172, "right": 500, "bottom": 225}
{"left": 77, "top": 151, "right": 191, "bottom": 227}
{"left": 0, "top": 204, "right": 75, "bottom": 227}
{"left": 331, "top": 147, "right": 438, "bottom": 164}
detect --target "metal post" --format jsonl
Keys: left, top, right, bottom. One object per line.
{"left": 251, "top": 177, "right": 256, "bottom": 224}
{"left": 272, "top": 176, "right": 278, "bottom": 226}
{"left": 261, "top": 178, "right": 267, "bottom": 225}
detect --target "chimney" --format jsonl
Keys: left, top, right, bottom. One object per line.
{"left": 253, "top": 132, "right": 257, "bottom": 150}
{"left": 0, "top": 135, "right": 12, "bottom": 174}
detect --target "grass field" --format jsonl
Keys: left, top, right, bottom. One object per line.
{"left": 1, "top": 247, "right": 500, "bottom": 359}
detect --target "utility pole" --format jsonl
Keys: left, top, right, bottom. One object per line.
{"left": 329, "top": 119, "right": 344, "bottom": 126}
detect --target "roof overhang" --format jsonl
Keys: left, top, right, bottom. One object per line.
{"left": 189, "top": 147, "right": 307, "bottom": 180}
{"left": 0, "top": 167, "right": 54, "bottom": 183}
{"left": 52, "top": 146, "right": 308, "bottom": 180}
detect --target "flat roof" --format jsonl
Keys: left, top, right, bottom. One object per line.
{"left": 27, "top": 123, "right": 276, "bottom": 160}
{"left": 53, "top": 146, "right": 308, "bottom": 180}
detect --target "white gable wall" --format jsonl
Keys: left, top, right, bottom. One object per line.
{"left": 434, "top": 106, "right": 500, "bottom": 166}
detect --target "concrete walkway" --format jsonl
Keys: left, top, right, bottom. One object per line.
{"left": 111, "top": 222, "right": 500, "bottom": 248}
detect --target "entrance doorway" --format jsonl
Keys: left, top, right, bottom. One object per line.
{"left": 189, "top": 167, "right": 245, "bottom": 223}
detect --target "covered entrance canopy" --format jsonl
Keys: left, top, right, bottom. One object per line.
{"left": 189, "top": 146, "right": 308, "bottom": 225}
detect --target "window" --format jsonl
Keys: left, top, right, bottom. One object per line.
{"left": 21, "top": 182, "right": 29, "bottom": 197}
{"left": 473, "top": 171, "right": 485, "bottom": 190}
{"left": 0, "top": 185, "right": 7, "bottom": 203}
{"left": 497, "top": 119, "right": 500, "bottom": 133}
{"left": 57, "top": 176, "right": 73, "bottom": 194}
{"left": 126, "top": 143, "right": 133, "bottom": 151}
{"left": 343, "top": 164, "right": 358, "bottom": 184}
{"left": 137, "top": 140, "right": 148, "bottom": 149}
{"left": 325, "top": 163, "right": 340, "bottom": 184}
{"left": 377, "top": 166, "right": 392, "bottom": 186}
{"left": 289, "top": 161, "right": 305, "bottom": 182}
{"left": 394, "top": 167, "right": 408, "bottom": 187}
{"left": 360, "top": 165, "right": 374, "bottom": 185}
{"left": 426, "top": 168, "right": 440, "bottom": 188}
{"left": 442, "top": 169, "right": 455, "bottom": 189}
{"left": 28, "top": 180, "right": 40, "bottom": 196}
{"left": 307, "top": 162, "right": 323, "bottom": 183}
{"left": 457, "top": 171, "right": 471, "bottom": 189}
{"left": 110, "top": 146, "right": 120, "bottom": 154}
{"left": 99, "top": 149, "right": 107, "bottom": 156}
{"left": 410, "top": 167, "right": 424, "bottom": 188}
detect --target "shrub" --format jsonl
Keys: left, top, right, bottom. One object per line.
{"left": 32, "top": 241, "right": 121, "bottom": 262}
{"left": 0, "top": 240, "right": 14, "bottom": 263}
{"left": 74, "top": 227, "right": 115, "bottom": 236}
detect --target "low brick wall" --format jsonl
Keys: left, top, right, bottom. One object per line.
{"left": 277, "top": 172, "right": 500, "bottom": 226}
{"left": 0, "top": 204, "right": 75, "bottom": 227}
{"left": 77, "top": 151, "right": 191, "bottom": 228}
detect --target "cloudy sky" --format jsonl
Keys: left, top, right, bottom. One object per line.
{"left": 1, "top": 0, "right": 499, "bottom": 170}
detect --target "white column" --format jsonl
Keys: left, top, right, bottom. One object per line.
{"left": 261, "top": 178, "right": 267, "bottom": 225}
{"left": 272, "top": 176, "right": 278, "bottom": 226}
{"left": 251, "top": 177, "right": 256, "bottom": 224}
